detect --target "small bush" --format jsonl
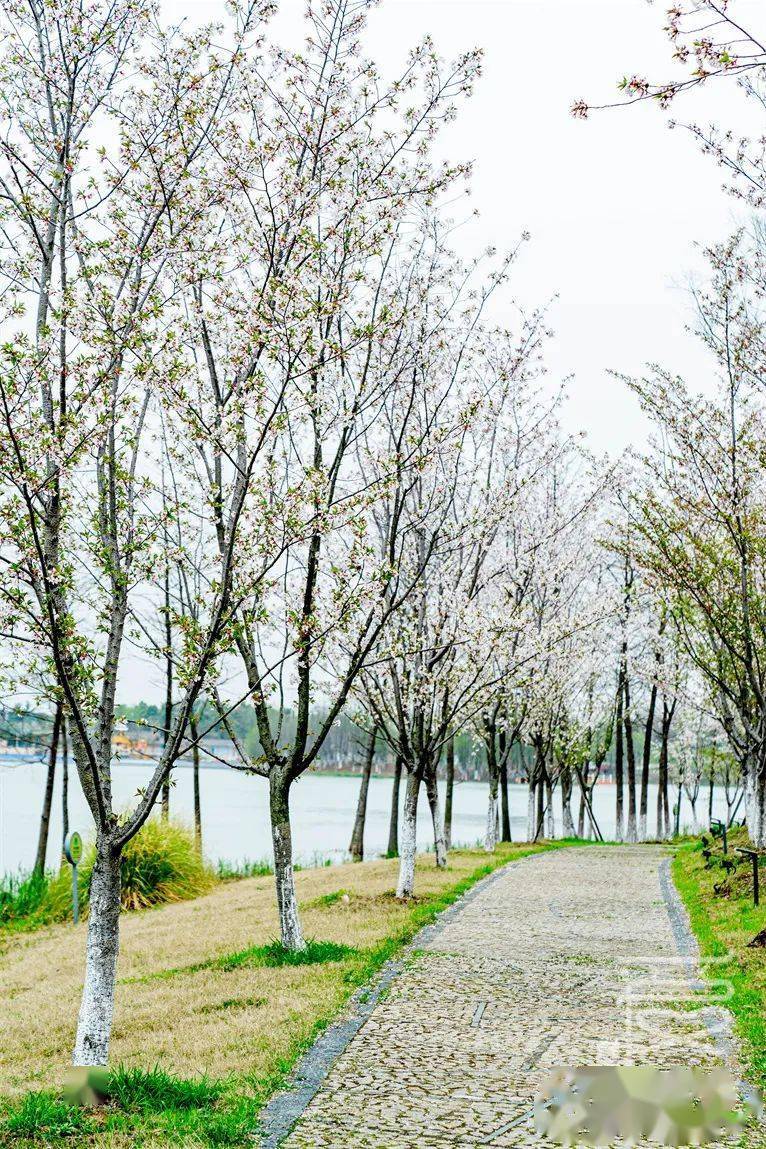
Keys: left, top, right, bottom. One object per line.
{"left": 45, "top": 819, "right": 216, "bottom": 917}
{"left": 1, "top": 1091, "right": 94, "bottom": 1140}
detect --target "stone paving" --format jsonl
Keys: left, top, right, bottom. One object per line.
{"left": 275, "top": 847, "right": 760, "bottom": 1148}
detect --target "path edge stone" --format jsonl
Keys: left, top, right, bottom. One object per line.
{"left": 253, "top": 850, "right": 544, "bottom": 1148}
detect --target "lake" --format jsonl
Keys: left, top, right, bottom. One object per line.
{"left": 0, "top": 758, "right": 737, "bottom": 877}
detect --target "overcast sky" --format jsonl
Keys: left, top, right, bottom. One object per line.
{"left": 162, "top": 0, "right": 752, "bottom": 458}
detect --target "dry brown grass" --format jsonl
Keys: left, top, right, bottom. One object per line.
{"left": 0, "top": 845, "right": 528, "bottom": 1098}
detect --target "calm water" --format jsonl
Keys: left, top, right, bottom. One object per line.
{"left": 0, "top": 758, "right": 736, "bottom": 876}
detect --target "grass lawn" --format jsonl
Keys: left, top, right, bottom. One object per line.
{"left": 673, "top": 830, "right": 766, "bottom": 1096}
{"left": 0, "top": 842, "right": 564, "bottom": 1147}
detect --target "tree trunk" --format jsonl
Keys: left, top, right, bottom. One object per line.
{"left": 444, "top": 737, "right": 455, "bottom": 851}
{"left": 561, "top": 763, "right": 575, "bottom": 838}
{"left": 578, "top": 767, "right": 592, "bottom": 841}
{"left": 756, "top": 767, "right": 766, "bottom": 846}
{"left": 545, "top": 772, "right": 555, "bottom": 839}
{"left": 161, "top": 562, "right": 172, "bottom": 821}
{"left": 745, "top": 760, "right": 766, "bottom": 846}
{"left": 484, "top": 731, "right": 498, "bottom": 853}
{"left": 425, "top": 761, "right": 447, "bottom": 868}
{"left": 527, "top": 777, "right": 536, "bottom": 842}
{"left": 657, "top": 699, "right": 672, "bottom": 839}
{"left": 657, "top": 726, "right": 666, "bottom": 839}
{"left": 577, "top": 765, "right": 588, "bottom": 839}
{"left": 61, "top": 715, "right": 69, "bottom": 860}
{"left": 499, "top": 730, "right": 511, "bottom": 842}
{"left": 396, "top": 770, "right": 420, "bottom": 898}
{"left": 689, "top": 794, "right": 699, "bottom": 832}
{"left": 350, "top": 726, "right": 376, "bottom": 862}
{"left": 270, "top": 770, "right": 304, "bottom": 951}
{"left": 73, "top": 838, "right": 122, "bottom": 1066}
{"left": 708, "top": 766, "right": 715, "bottom": 825}
{"left": 387, "top": 755, "right": 402, "bottom": 857}
{"left": 624, "top": 674, "right": 637, "bottom": 843}
{"left": 190, "top": 713, "right": 202, "bottom": 853}
{"left": 485, "top": 771, "right": 499, "bottom": 853}
{"left": 615, "top": 672, "right": 625, "bottom": 841}
{"left": 745, "top": 764, "right": 755, "bottom": 839}
{"left": 536, "top": 768, "right": 545, "bottom": 838}
{"left": 640, "top": 682, "right": 657, "bottom": 840}
{"left": 674, "top": 779, "right": 683, "bottom": 837}
{"left": 34, "top": 703, "right": 62, "bottom": 874}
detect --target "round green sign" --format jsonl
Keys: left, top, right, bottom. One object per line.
{"left": 64, "top": 831, "right": 83, "bottom": 866}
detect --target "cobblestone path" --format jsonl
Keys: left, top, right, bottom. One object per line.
{"left": 276, "top": 847, "right": 751, "bottom": 1148}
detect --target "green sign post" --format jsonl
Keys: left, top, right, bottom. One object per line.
{"left": 63, "top": 831, "right": 82, "bottom": 924}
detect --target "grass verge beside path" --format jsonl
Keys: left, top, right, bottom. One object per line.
{"left": 0, "top": 841, "right": 570, "bottom": 1148}
{"left": 673, "top": 833, "right": 766, "bottom": 1095}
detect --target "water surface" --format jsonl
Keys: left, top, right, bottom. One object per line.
{"left": 0, "top": 758, "right": 734, "bottom": 876}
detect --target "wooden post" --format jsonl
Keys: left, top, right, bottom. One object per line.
{"left": 737, "top": 847, "right": 761, "bottom": 907}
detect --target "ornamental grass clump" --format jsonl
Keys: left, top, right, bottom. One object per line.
{"left": 0, "top": 868, "right": 50, "bottom": 925}
{"left": 46, "top": 819, "right": 215, "bottom": 917}
{"left": 116, "top": 819, "right": 215, "bottom": 910}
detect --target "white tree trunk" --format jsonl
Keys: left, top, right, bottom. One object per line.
{"left": 755, "top": 772, "right": 765, "bottom": 846}
{"left": 270, "top": 771, "right": 305, "bottom": 951}
{"left": 73, "top": 841, "right": 122, "bottom": 1066}
{"left": 485, "top": 791, "right": 498, "bottom": 852}
{"left": 626, "top": 810, "right": 638, "bottom": 843}
{"left": 561, "top": 792, "right": 575, "bottom": 838}
{"left": 688, "top": 798, "right": 700, "bottom": 836}
{"left": 638, "top": 813, "right": 647, "bottom": 841}
{"left": 397, "top": 771, "right": 420, "bottom": 898}
{"left": 545, "top": 778, "right": 555, "bottom": 839}
{"left": 527, "top": 782, "right": 536, "bottom": 842}
{"left": 745, "top": 766, "right": 766, "bottom": 846}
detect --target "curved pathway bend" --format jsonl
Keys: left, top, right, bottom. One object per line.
{"left": 260, "top": 846, "right": 756, "bottom": 1148}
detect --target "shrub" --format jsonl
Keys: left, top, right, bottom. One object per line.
{"left": 45, "top": 819, "right": 216, "bottom": 917}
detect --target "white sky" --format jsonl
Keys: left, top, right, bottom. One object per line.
{"left": 163, "top": 0, "right": 753, "bottom": 458}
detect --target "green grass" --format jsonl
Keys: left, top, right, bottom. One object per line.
{"left": 215, "top": 858, "right": 273, "bottom": 881}
{"left": 302, "top": 888, "right": 350, "bottom": 908}
{"left": 673, "top": 832, "right": 766, "bottom": 1095}
{"left": 0, "top": 869, "right": 50, "bottom": 927}
{"left": 0, "top": 840, "right": 579, "bottom": 1147}
{"left": 106, "top": 1067, "right": 222, "bottom": 1112}
{"left": 213, "top": 939, "right": 354, "bottom": 972}
{"left": 1, "top": 1092, "right": 96, "bottom": 1140}
{"left": 196, "top": 995, "right": 267, "bottom": 1015}
{"left": 121, "top": 938, "right": 357, "bottom": 986}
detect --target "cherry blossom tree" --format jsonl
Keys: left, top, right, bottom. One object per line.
{"left": 0, "top": 0, "right": 277, "bottom": 1065}
{"left": 360, "top": 282, "right": 555, "bottom": 893}
{"left": 622, "top": 237, "right": 766, "bottom": 844}
{"left": 517, "top": 444, "right": 612, "bottom": 843}
{"left": 184, "top": 1, "right": 483, "bottom": 948}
